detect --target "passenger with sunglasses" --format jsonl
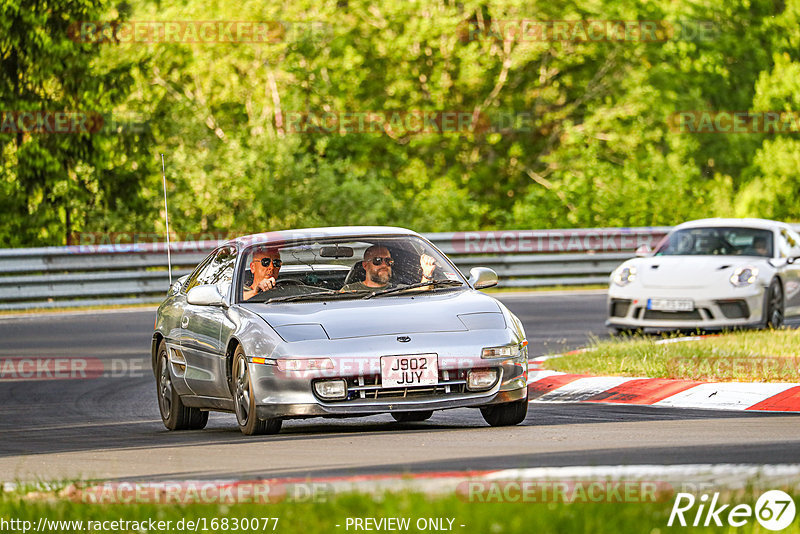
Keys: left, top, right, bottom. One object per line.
{"left": 341, "top": 245, "right": 436, "bottom": 291}
{"left": 243, "top": 247, "right": 283, "bottom": 300}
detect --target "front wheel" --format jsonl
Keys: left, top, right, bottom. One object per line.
{"left": 232, "top": 347, "right": 282, "bottom": 436}
{"left": 480, "top": 399, "right": 528, "bottom": 427}
{"left": 765, "top": 279, "right": 785, "bottom": 329}
{"left": 156, "top": 340, "right": 208, "bottom": 430}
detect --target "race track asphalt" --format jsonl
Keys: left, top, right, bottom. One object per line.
{"left": 1, "top": 290, "right": 798, "bottom": 482}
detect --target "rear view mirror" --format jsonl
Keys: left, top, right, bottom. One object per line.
{"left": 468, "top": 267, "right": 498, "bottom": 289}
{"left": 319, "top": 246, "right": 354, "bottom": 258}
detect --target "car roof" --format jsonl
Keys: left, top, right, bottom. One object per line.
{"left": 225, "top": 226, "right": 422, "bottom": 248}
{"left": 673, "top": 218, "right": 791, "bottom": 232}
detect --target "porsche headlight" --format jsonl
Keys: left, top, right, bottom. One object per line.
{"left": 613, "top": 266, "right": 637, "bottom": 286}
{"left": 730, "top": 266, "right": 759, "bottom": 287}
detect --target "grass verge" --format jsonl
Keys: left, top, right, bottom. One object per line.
{"left": 2, "top": 486, "right": 797, "bottom": 533}
{"left": 483, "top": 284, "right": 607, "bottom": 293}
{"left": 0, "top": 302, "right": 159, "bottom": 317}
{"left": 543, "top": 329, "right": 800, "bottom": 382}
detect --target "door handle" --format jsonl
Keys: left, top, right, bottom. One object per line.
{"left": 181, "top": 316, "right": 189, "bottom": 328}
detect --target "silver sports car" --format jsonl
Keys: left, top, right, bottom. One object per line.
{"left": 151, "top": 227, "right": 529, "bottom": 435}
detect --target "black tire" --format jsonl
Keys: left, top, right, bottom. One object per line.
{"left": 156, "top": 340, "right": 208, "bottom": 431}
{"left": 391, "top": 411, "right": 433, "bottom": 423}
{"left": 613, "top": 328, "right": 642, "bottom": 337}
{"left": 765, "top": 278, "right": 785, "bottom": 329}
{"left": 480, "top": 399, "right": 528, "bottom": 427}
{"left": 232, "top": 347, "right": 282, "bottom": 436}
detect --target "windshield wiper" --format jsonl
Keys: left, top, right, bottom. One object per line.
{"left": 266, "top": 290, "right": 370, "bottom": 303}
{"left": 363, "top": 279, "right": 463, "bottom": 299}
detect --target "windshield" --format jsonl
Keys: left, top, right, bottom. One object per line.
{"left": 655, "top": 227, "right": 774, "bottom": 257}
{"left": 237, "top": 235, "right": 466, "bottom": 303}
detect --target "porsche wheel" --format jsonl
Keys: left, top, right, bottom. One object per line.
{"left": 232, "top": 347, "right": 282, "bottom": 436}
{"left": 765, "top": 279, "right": 785, "bottom": 329}
{"left": 156, "top": 340, "right": 208, "bottom": 430}
{"left": 391, "top": 411, "right": 433, "bottom": 423}
{"left": 480, "top": 399, "right": 528, "bottom": 427}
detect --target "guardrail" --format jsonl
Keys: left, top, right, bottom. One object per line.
{"left": 0, "top": 225, "right": 741, "bottom": 310}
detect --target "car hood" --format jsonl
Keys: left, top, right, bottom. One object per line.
{"left": 635, "top": 256, "right": 767, "bottom": 289}
{"left": 243, "top": 289, "right": 504, "bottom": 340}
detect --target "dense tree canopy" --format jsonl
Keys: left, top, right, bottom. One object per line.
{"left": 2, "top": 0, "right": 798, "bottom": 246}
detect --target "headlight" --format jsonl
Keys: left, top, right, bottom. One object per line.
{"left": 730, "top": 266, "right": 759, "bottom": 287}
{"left": 613, "top": 266, "right": 637, "bottom": 286}
{"left": 482, "top": 341, "right": 527, "bottom": 359}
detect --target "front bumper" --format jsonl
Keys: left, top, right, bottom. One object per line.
{"left": 606, "top": 286, "right": 767, "bottom": 330}
{"left": 249, "top": 352, "right": 528, "bottom": 420}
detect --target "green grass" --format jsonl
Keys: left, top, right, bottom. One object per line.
{"left": 2, "top": 486, "right": 798, "bottom": 533}
{"left": 483, "top": 284, "right": 607, "bottom": 293}
{"left": 544, "top": 329, "right": 800, "bottom": 382}
{"left": 0, "top": 302, "right": 159, "bottom": 316}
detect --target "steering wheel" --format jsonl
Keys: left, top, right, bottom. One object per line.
{"left": 275, "top": 278, "right": 303, "bottom": 286}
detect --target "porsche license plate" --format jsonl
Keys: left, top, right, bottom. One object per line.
{"left": 647, "top": 298, "right": 694, "bottom": 312}
{"left": 380, "top": 354, "right": 438, "bottom": 387}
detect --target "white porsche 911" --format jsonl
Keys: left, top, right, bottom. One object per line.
{"left": 607, "top": 218, "right": 800, "bottom": 332}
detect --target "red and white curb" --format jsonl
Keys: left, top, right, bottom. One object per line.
{"left": 526, "top": 339, "right": 800, "bottom": 412}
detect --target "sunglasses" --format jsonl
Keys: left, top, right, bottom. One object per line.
{"left": 368, "top": 257, "right": 394, "bottom": 266}
{"left": 257, "top": 257, "right": 282, "bottom": 268}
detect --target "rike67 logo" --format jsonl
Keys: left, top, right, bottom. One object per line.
{"left": 668, "top": 490, "right": 796, "bottom": 530}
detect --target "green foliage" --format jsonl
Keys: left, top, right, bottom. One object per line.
{"left": 2, "top": 0, "right": 800, "bottom": 245}
{"left": 0, "top": 0, "right": 156, "bottom": 246}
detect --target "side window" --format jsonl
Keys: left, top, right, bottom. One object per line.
{"left": 183, "top": 247, "right": 238, "bottom": 294}
{"left": 205, "top": 246, "right": 237, "bottom": 298}
{"left": 182, "top": 252, "right": 217, "bottom": 294}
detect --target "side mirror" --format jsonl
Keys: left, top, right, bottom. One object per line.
{"left": 186, "top": 284, "right": 229, "bottom": 307}
{"left": 788, "top": 256, "right": 799, "bottom": 265}
{"left": 468, "top": 267, "right": 498, "bottom": 290}
{"left": 635, "top": 245, "right": 653, "bottom": 257}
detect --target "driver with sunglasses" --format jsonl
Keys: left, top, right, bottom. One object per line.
{"left": 243, "top": 247, "right": 283, "bottom": 300}
{"left": 341, "top": 245, "right": 436, "bottom": 291}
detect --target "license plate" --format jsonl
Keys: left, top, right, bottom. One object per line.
{"left": 647, "top": 298, "right": 694, "bottom": 312}
{"left": 380, "top": 354, "right": 438, "bottom": 387}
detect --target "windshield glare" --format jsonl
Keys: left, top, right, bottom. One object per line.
{"left": 655, "top": 227, "right": 773, "bottom": 257}
{"left": 238, "top": 235, "right": 465, "bottom": 303}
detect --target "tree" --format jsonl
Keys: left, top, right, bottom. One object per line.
{"left": 0, "top": 0, "right": 154, "bottom": 247}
